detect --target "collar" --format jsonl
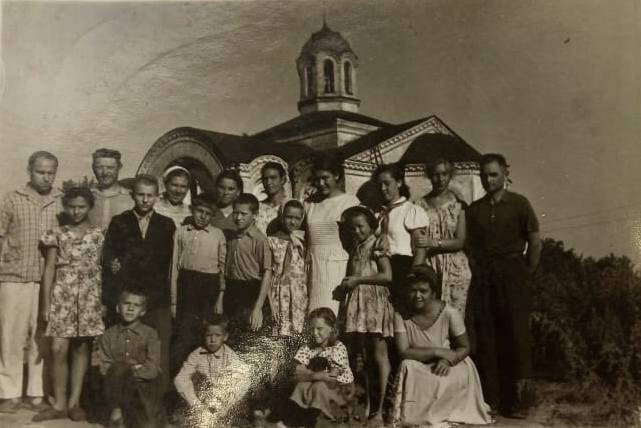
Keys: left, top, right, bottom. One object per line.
{"left": 117, "top": 321, "right": 144, "bottom": 335}
{"left": 381, "top": 196, "right": 407, "bottom": 213}
{"left": 186, "top": 223, "right": 213, "bottom": 233}
{"left": 133, "top": 209, "right": 154, "bottom": 221}
{"left": 356, "top": 234, "right": 376, "bottom": 250}
{"left": 482, "top": 190, "right": 512, "bottom": 205}
{"left": 199, "top": 345, "right": 226, "bottom": 358}
{"left": 236, "top": 224, "right": 261, "bottom": 238}
{"left": 219, "top": 205, "right": 233, "bottom": 218}
{"left": 17, "top": 184, "right": 62, "bottom": 201}
{"left": 93, "top": 184, "right": 130, "bottom": 198}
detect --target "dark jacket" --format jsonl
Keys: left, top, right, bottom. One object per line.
{"left": 103, "top": 210, "right": 176, "bottom": 308}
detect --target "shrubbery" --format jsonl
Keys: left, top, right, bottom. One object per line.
{"left": 531, "top": 238, "right": 641, "bottom": 426}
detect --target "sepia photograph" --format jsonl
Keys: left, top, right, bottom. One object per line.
{"left": 0, "top": 1, "right": 640, "bottom": 427}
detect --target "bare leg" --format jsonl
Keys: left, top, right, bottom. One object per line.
{"left": 68, "top": 338, "right": 90, "bottom": 408}
{"left": 50, "top": 337, "right": 70, "bottom": 411}
{"left": 370, "top": 336, "right": 391, "bottom": 417}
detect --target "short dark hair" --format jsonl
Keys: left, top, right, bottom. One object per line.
{"left": 132, "top": 174, "right": 159, "bottom": 193}
{"left": 406, "top": 265, "right": 441, "bottom": 295}
{"left": 342, "top": 205, "right": 377, "bottom": 230}
{"left": 62, "top": 186, "right": 95, "bottom": 209}
{"left": 283, "top": 199, "right": 305, "bottom": 215}
{"left": 118, "top": 286, "right": 149, "bottom": 308}
{"left": 373, "top": 163, "right": 410, "bottom": 198}
{"left": 203, "top": 313, "right": 230, "bottom": 334}
{"left": 234, "top": 193, "right": 259, "bottom": 214}
{"left": 311, "top": 154, "right": 344, "bottom": 181}
{"left": 191, "top": 193, "right": 217, "bottom": 212}
{"left": 216, "top": 169, "right": 244, "bottom": 193}
{"left": 164, "top": 168, "right": 191, "bottom": 184}
{"left": 92, "top": 148, "right": 122, "bottom": 166}
{"left": 307, "top": 307, "right": 338, "bottom": 348}
{"left": 261, "top": 162, "right": 287, "bottom": 180}
{"left": 28, "top": 151, "right": 58, "bottom": 171}
{"left": 480, "top": 153, "right": 509, "bottom": 169}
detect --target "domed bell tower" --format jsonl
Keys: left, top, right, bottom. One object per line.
{"left": 296, "top": 22, "right": 360, "bottom": 114}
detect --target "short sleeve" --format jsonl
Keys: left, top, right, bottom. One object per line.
{"left": 0, "top": 194, "right": 14, "bottom": 237}
{"left": 331, "top": 342, "right": 354, "bottom": 384}
{"left": 521, "top": 197, "right": 539, "bottom": 234}
{"left": 373, "top": 234, "right": 391, "bottom": 259}
{"left": 393, "top": 312, "right": 407, "bottom": 334}
{"left": 446, "top": 305, "right": 466, "bottom": 338}
{"left": 294, "top": 345, "right": 312, "bottom": 366}
{"left": 404, "top": 203, "right": 429, "bottom": 231}
{"left": 256, "top": 236, "right": 272, "bottom": 273}
{"left": 40, "top": 228, "right": 59, "bottom": 248}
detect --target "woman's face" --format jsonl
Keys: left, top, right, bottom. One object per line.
{"left": 408, "top": 281, "right": 435, "bottom": 311}
{"left": 216, "top": 178, "right": 240, "bottom": 208}
{"left": 377, "top": 171, "right": 401, "bottom": 203}
{"left": 348, "top": 214, "right": 373, "bottom": 243}
{"left": 309, "top": 317, "right": 334, "bottom": 347}
{"left": 282, "top": 206, "right": 304, "bottom": 233}
{"left": 261, "top": 168, "right": 286, "bottom": 197}
{"left": 165, "top": 175, "right": 190, "bottom": 205}
{"left": 64, "top": 196, "right": 91, "bottom": 225}
{"left": 428, "top": 163, "right": 451, "bottom": 194}
{"left": 313, "top": 169, "right": 340, "bottom": 197}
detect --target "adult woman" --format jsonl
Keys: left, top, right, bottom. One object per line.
{"left": 304, "top": 155, "right": 359, "bottom": 313}
{"left": 415, "top": 158, "right": 471, "bottom": 315}
{"left": 392, "top": 267, "right": 492, "bottom": 427}
{"left": 373, "top": 163, "right": 427, "bottom": 305}
{"left": 256, "top": 162, "right": 289, "bottom": 235}
{"left": 155, "top": 167, "right": 192, "bottom": 228}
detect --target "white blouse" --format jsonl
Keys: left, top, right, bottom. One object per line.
{"left": 380, "top": 197, "right": 429, "bottom": 257}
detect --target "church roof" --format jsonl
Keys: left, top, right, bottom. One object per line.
{"left": 176, "top": 127, "right": 314, "bottom": 165}
{"left": 253, "top": 110, "right": 390, "bottom": 143}
{"left": 300, "top": 23, "right": 355, "bottom": 57}
{"left": 399, "top": 133, "right": 482, "bottom": 164}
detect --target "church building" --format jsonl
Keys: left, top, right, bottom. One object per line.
{"left": 137, "top": 22, "right": 483, "bottom": 205}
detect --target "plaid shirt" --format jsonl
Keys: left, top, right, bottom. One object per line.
{"left": 0, "top": 184, "right": 62, "bottom": 282}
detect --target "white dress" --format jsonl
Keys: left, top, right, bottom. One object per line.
{"left": 305, "top": 193, "right": 360, "bottom": 313}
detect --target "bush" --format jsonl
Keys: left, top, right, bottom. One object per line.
{"left": 531, "top": 238, "right": 641, "bottom": 426}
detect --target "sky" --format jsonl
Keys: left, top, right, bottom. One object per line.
{"left": 1, "top": 0, "right": 640, "bottom": 265}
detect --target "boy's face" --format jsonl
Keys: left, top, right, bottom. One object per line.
{"left": 233, "top": 203, "right": 255, "bottom": 231}
{"left": 117, "top": 293, "right": 147, "bottom": 324}
{"left": 192, "top": 205, "right": 215, "bottom": 229}
{"left": 29, "top": 158, "right": 57, "bottom": 195}
{"left": 204, "top": 325, "right": 228, "bottom": 353}
{"left": 132, "top": 183, "right": 158, "bottom": 215}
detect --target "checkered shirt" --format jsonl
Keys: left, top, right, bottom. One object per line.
{"left": 0, "top": 185, "right": 63, "bottom": 282}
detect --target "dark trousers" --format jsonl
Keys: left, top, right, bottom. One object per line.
{"left": 223, "top": 278, "right": 271, "bottom": 336}
{"left": 141, "top": 305, "right": 172, "bottom": 393}
{"left": 172, "top": 270, "right": 221, "bottom": 375}
{"left": 471, "top": 255, "right": 534, "bottom": 412}
{"left": 103, "top": 362, "right": 163, "bottom": 428}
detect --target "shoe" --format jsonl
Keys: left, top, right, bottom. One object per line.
{"left": 0, "top": 399, "right": 21, "bottom": 413}
{"left": 32, "top": 407, "right": 68, "bottom": 422}
{"left": 69, "top": 406, "right": 87, "bottom": 421}
{"left": 22, "top": 397, "right": 49, "bottom": 412}
{"left": 107, "top": 417, "right": 125, "bottom": 428}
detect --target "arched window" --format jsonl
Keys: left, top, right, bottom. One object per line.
{"left": 344, "top": 61, "right": 353, "bottom": 95}
{"left": 305, "top": 66, "right": 314, "bottom": 97}
{"left": 323, "top": 59, "right": 335, "bottom": 94}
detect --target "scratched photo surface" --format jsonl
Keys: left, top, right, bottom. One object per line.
{"left": 1, "top": 1, "right": 640, "bottom": 427}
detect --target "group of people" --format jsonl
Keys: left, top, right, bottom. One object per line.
{"left": 0, "top": 146, "right": 541, "bottom": 428}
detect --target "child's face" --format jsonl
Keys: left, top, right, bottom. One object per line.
{"left": 117, "top": 293, "right": 147, "bottom": 324}
{"left": 132, "top": 183, "right": 158, "bottom": 215}
{"left": 29, "top": 158, "right": 57, "bottom": 194}
{"left": 204, "top": 325, "right": 228, "bottom": 353}
{"left": 282, "top": 206, "right": 304, "bottom": 233}
{"left": 348, "top": 214, "right": 372, "bottom": 243}
{"left": 64, "top": 196, "right": 91, "bottom": 225}
{"left": 192, "top": 205, "right": 215, "bottom": 229}
{"left": 309, "top": 317, "right": 334, "bottom": 347}
{"left": 216, "top": 178, "right": 240, "bottom": 208}
{"left": 233, "top": 203, "right": 255, "bottom": 231}
{"left": 408, "top": 281, "right": 435, "bottom": 310}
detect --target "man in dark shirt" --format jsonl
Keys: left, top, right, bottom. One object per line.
{"left": 466, "top": 153, "right": 542, "bottom": 418}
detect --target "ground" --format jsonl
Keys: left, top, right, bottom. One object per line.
{"left": 0, "top": 380, "right": 609, "bottom": 428}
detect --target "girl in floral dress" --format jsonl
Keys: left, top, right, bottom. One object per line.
{"left": 33, "top": 187, "right": 105, "bottom": 423}
{"left": 336, "top": 206, "right": 394, "bottom": 425}
{"left": 268, "top": 199, "right": 308, "bottom": 337}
